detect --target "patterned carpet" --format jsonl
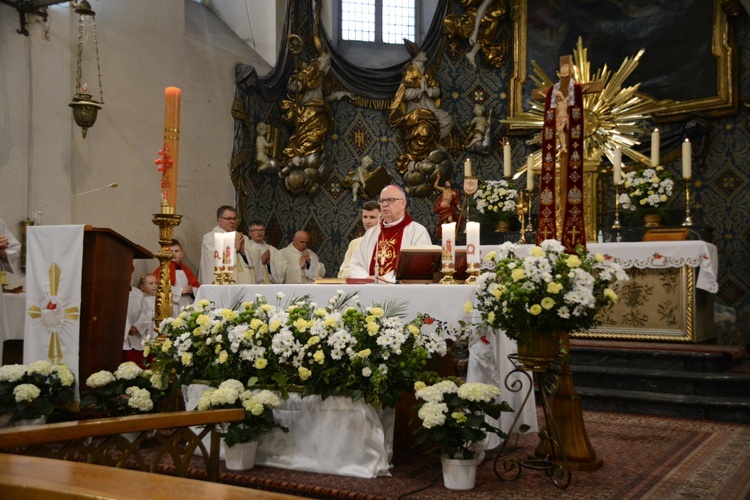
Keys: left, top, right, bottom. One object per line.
{"left": 203, "top": 411, "right": 750, "bottom": 499}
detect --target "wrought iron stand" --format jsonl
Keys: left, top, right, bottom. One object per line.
{"left": 493, "top": 354, "right": 571, "bottom": 489}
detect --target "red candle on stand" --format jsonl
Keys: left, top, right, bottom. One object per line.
{"left": 162, "top": 87, "right": 181, "bottom": 211}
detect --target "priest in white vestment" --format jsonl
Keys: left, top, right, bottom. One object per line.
{"left": 0, "top": 217, "right": 20, "bottom": 274}
{"left": 349, "top": 185, "right": 431, "bottom": 283}
{"left": 199, "top": 205, "right": 256, "bottom": 285}
{"left": 246, "top": 220, "right": 288, "bottom": 284}
{"left": 281, "top": 230, "right": 325, "bottom": 284}
{"left": 338, "top": 201, "right": 380, "bottom": 279}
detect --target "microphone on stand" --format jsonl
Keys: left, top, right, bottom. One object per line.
{"left": 35, "top": 182, "right": 119, "bottom": 225}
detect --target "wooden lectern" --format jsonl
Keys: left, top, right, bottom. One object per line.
{"left": 78, "top": 227, "right": 152, "bottom": 384}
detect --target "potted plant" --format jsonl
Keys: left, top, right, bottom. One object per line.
{"left": 619, "top": 165, "right": 675, "bottom": 226}
{"left": 474, "top": 240, "right": 628, "bottom": 367}
{"left": 196, "top": 378, "right": 287, "bottom": 471}
{"left": 0, "top": 361, "right": 75, "bottom": 427}
{"left": 473, "top": 179, "right": 519, "bottom": 232}
{"left": 413, "top": 379, "right": 511, "bottom": 490}
{"left": 80, "top": 361, "right": 167, "bottom": 442}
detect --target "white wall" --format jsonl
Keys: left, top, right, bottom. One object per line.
{"left": 0, "top": 0, "right": 271, "bottom": 286}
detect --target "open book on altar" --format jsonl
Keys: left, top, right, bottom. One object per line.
{"left": 394, "top": 246, "right": 442, "bottom": 283}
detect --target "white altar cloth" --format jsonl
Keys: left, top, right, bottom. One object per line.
{"left": 479, "top": 241, "right": 718, "bottom": 293}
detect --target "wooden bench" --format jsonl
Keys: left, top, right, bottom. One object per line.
{"left": 0, "top": 409, "right": 244, "bottom": 482}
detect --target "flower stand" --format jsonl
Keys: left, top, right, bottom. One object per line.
{"left": 223, "top": 440, "right": 258, "bottom": 471}
{"left": 441, "top": 456, "right": 479, "bottom": 490}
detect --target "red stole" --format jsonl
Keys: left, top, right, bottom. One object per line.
{"left": 153, "top": 262, "right": 200, "bottom": 288}
{"left": 537, "top": 82, "right": 586, "bottom": 252}
{"left": 369, "top": 214, "right": 413, "bottom": 276}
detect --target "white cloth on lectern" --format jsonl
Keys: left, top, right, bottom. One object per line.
{"left": 23, "top": 225, "right": 84, "bottom": 398}
{"left": 349, "top": 220, "right": 431, "bottom": 281}
{"left": 280, "top": 244, "right": 325, "bottom": 284}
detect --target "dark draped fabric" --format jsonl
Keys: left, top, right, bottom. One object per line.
{"left": 254, "top": 0, "right": 450, "bottom": 102}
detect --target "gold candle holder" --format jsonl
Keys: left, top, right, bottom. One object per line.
{"left": 517, "top": 190, "right": 528, "bottom": 244}
{"left": 213, "top": 266, "right": 236, "bottom": 285}
{"left": 439, "top": 266, "right": 457, "bottom": 285}
{"left": 465, "top": 261, "right": 481, "bottom": 285}
{"left": 152, "top": 212, "right": 182, "bottom": 340}
{"left": 612, "top": 182, "right": 622, "bottom": 229}
{"left": 682, "top": 179, "right": 694, "bottom": 226}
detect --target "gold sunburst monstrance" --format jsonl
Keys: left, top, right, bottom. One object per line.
{"left": 505, "top": 37, "right": 668, "bottom": 170}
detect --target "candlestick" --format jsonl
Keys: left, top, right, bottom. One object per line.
{"left": 651, "top": 128, "right": 660, "bottom": 166}
{"left": 682, "top": 180, "right": 694, "bottom": 227}
{"left": 613, "top": 146, "right": 622, "bottom": 185}
{"left": 440, "top": 222, "right": 457, "bottom": 285}
{"left": 464, "top": 158, "right": 472, "bottom": 177}
{"left": 682, "top": 138, "right": 692, "bottom": 179}
{"left": 517, "top": 190, "right": 528, "bottom": 244}
{"left": 526, "top": 156, "right": 534, "bottom": 191}
{"left": 163, "top": 87, "right": 181, "bottom": 210}
{"left": 503, "top": 140, "right": 511, "bottom": 178}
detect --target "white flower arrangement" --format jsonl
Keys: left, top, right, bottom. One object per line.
{"left": 80, "top": 362, "right": 165, "bottom": 416}
{"left": 148, "top": 291, "right": 450, "bottom": 409}
{"left": 0, "top": 361, "right": 75, "bottom": 425}
{"left": 473, "top": 179, "right": 519, "bottom": 221}
{"left": 413, "top": 380, "right": 511, "bottom": 459}
{"left": 198, "top": 378, "right": 286, "bottom": 447}
{"left": 475, "top": 240, "right": 629, "bottom": 340}
{"left": 619, "top": 166, "right": 675, "bottom": 212}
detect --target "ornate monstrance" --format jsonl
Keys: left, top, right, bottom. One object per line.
{"left": 504, "top": 38, "right": 667, "bottom": 238}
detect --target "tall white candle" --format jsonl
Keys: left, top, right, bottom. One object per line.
{"left": 682, "top": 139, "right": 692, "bottom": 179}
{"left": 224, "top": 232, "right": 236, "bottom": 266}
{"left": 214, "top": 233, "right": 224, "bottom": 269}
{"left": 526, "top": 156, "right": 534, "bottom": 191}
{"left": 503, "top": 141, "right": 511, "bottom": 178}
{"left": 466, "top": 222, "right": 480, "bottom": 264}
{"left": 651, "top": 128, "right": 660, "bottom": 166}
{"left": 613, "top": 146, "right": 622, "bottom": 184}
{"left": 441, "top": 222, "right": 456, "bottom": 267}
{"left": 464, "top": 158, "right": 472, "bottom": 177}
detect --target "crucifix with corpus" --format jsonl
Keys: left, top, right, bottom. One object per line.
{"left": 531, "top": 55, "right": 602, "bottom": 252}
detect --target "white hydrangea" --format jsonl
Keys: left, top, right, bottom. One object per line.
{"left": 14, "top": 383, "right": 41, "bottom": 403}
{"left": 218, "top": 379, "right": 244, "bottom": 394}
{"left": 53, "top": 364, "right": 75, "bottom": 387}
{"left": 86, "top": 370, "right": 116, "bottom": 388}
{"left": 417, "top": 401, "right": 448, "bottom": 428}
{"left": 457, "top": 382, "right": 501, "bottom": 403}
{"left": 0, "top": 364, "right": 26, "bottom": 383}
{"left": 28, "top": 360, "right": 54, "bottom": 376}
{"left": 126, "top": 386, "right": 153, "bottom": 412}
{"left": 114, "top": 361, "right": 143, "bottom": 380}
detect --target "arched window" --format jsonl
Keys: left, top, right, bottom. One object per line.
{"left": 340, "top": 0, "right": 416, "bottom": 44}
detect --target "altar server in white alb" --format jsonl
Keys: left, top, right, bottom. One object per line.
{"left": 246, "top": 220, "right": 289, "bottom": 284}
{"left": 338, "top": 201, "right": 380, "bottom": 278}
{"left": 349, "top": 184, "right": 431, "bottom": 282}
{"left": 281, "top": 230, "right": 325, "bottom": 284}
{"left": 199, "top": 205, "right": 256, "bottom": 284}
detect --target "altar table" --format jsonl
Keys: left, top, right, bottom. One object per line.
{"left": 195, "top": 284, "right": 538, "bottom": 477}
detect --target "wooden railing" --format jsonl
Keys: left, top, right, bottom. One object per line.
{"left": 0, "top": 409, "right": 244, "bottom": 482}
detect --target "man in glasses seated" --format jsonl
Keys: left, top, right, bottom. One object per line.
{"left": 349, "top": 185, "right": 431, "bottom": 283}
{"left": 198, "top": 205, "right": 255, "bottom": 284}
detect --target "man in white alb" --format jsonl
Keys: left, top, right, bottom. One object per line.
{"left": 338, "top": 201, "right": 380, "bottom": 278}
{"left": 199, "top": 205, "right": 256, "bottom": 284}
{"left": 349, "top": 185, "right": 431, "bottom": 283}
{"left": 281, "top": 230, "right": 325, "bottom": 284}
{"left": 246, "top": 220, "right": 288, "bottom": 284}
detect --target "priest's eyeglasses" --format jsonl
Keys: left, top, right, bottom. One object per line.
{"left": 378, "top": 197, "right": 404, "bottom": 206}
{"left": 220, "top": 216, "right": 238, "bottom": 221}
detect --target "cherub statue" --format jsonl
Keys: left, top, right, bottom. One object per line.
{"left": 443, "top": 0, "right": 508, "bottom": 69}
{"left": 350, "top": 155, "right": 372, "bottom": 202}
{"left": 255, "top": 122, "right": 277, "bottom": 173}
{"left": 465, "top": 104, "right": 492, "bottom": 154}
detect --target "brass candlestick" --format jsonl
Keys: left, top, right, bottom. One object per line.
{"left": 517, "top": 190, "right": 528, "bottom": 244}
{"left": 612, "top": 183, "right": 622, "bottom": 229}
{"left": 213, "top": 266, "right": 236, "bottom": 285}
{"left": 682, "top": 179, "right": 694, "bottom": 226}
{"left": 152, "top": 209, "right": 182, "bottom": 339}
{"left": 465, "top": 261, "right": 481, "bottom": 285}
{"left": 525, "top": 188, "right": 536, "bottom": 241}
